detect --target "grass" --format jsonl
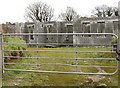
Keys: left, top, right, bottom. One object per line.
{"left": 2, "top": 47, "right": 119, "bottom": 87}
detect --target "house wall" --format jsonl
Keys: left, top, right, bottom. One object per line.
{"left": 1, "top": 17, "right": 118, "bottom": 46}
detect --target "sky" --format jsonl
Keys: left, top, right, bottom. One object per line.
{"left": 0, "top": 0, "right": 119, "bottom": 23}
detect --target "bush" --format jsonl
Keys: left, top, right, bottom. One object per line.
{"left": 110, "top": 38, "right": 117, "bottom": 45}
{"left": 4, "top": 36, "right": 31, "bottom": 62}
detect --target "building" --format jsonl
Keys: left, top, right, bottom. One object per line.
{"left": 1, "top": 17, "right": 118, "bottom": 46}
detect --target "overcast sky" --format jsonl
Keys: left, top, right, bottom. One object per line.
{"left": 0, "top": 0, "right": 119, "bottom": 23}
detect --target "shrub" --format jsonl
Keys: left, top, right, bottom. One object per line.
{"left": 4, "top": 36, "right": 31, "bottom": 62}
{"left": 110, "top": 38, "right": 117, "bottom": 45}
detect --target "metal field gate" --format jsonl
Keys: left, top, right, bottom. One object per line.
{"left": 1, "top": 33, "right": 119, "bottom": 76}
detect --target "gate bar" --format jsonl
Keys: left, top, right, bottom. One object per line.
{"left": 4, "top": 68, "right": 118, "bottom": 76}
{"left": 4, "top": 63, "right": 117, "bottom": 68}
{"left": 2, "top": 33, "right": 118, "bottom": 37}
{"left": 3, "top": 50, "right": 116, "bottom": 53}
{"left": 3, "top": 56, "right": 117, "bottom": 60}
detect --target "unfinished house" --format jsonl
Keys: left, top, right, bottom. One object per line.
{"left": 2, "top": 17, "right": 118, "bottom": 47}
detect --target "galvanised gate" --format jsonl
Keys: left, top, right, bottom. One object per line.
{"left": 1, "top": 33, "right": 119, "bottom": 76}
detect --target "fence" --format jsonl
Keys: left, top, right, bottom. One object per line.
{"left": 1, "top": 33, "right": 119, "bottom": 76}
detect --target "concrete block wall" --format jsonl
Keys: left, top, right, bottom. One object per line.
{"left": 1, "top": 17, "right": 118, "bottom": 46}
{"left": 24, "top": 17, "right": 118, "bottom": 46}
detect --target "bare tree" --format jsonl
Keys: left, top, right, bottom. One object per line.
{"left": 113, "top": 7, "right": 118, "bottom": 16}
{"left": 102, "top": 5, "right": 108, "bottom": 17}
{"left": 59, "top": 7, "right": 78, "bottom": 21}
{"left": 25, "top": 1, "right": 54, "bottom": 22}
{"left": 91, "top": 6, "right": 102, "bottom": 17}
{"left": 106, "top": 7, "right": 113, "bottom": 17}
{"left": 91, "top": 5, "right": 118, "bottom": 17}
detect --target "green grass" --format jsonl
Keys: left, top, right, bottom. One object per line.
{"left": 2, "top": 47, "right": 119, "bottom": 87}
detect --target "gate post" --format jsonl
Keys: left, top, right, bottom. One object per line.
{"left": 118, "top": 2, "right": 120, "bottom": 87}
{"left": 0, "top": 33, "right": 2, "bottom": 87}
